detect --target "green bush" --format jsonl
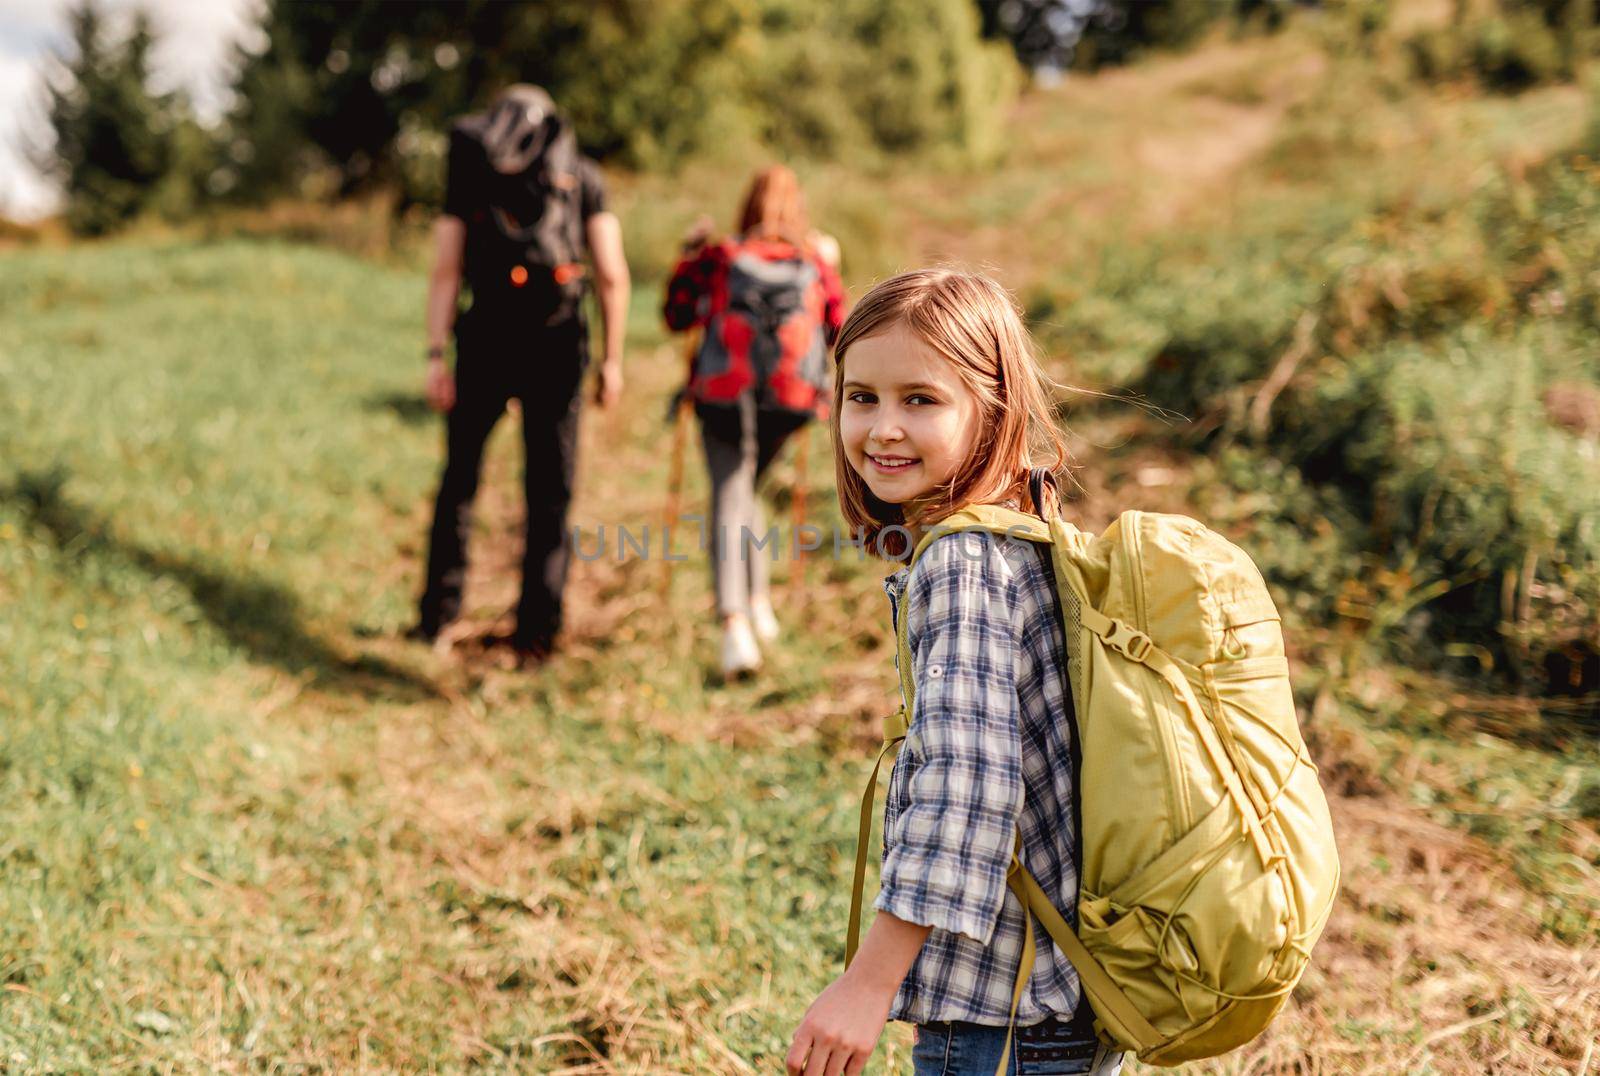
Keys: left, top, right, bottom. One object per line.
{"left": 1059, "top": 81, "right": 1600, "bottom": 695}
{"left": 1290, "top": 328, "right": 1600, "bottom": 684}
{"left": 1406, "top": 0, "right": 1596, "bottom": 90}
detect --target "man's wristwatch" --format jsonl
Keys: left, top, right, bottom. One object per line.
{"left": 426, "top": 345, "right": 445, "bottom": 361}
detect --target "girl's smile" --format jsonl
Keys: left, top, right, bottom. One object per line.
{"left": 839, "top": 323, "right": 981, "bottom": 507}
{"left": 798, "top": 271, "right": 1084, "bottom": 1076}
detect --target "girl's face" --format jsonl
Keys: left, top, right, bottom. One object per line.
{"left": 839, "top": 322, "right": 982, "bottom": 509}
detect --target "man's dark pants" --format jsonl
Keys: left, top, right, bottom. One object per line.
{"left": 418, "top": 313, "right": 587, "bottom": 649}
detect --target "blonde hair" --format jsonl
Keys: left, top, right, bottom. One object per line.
{"left": 831, "top": 269, "right": 1069, "bottom": 558}
{"left": 737, "top": 165, "right": 809, "bottom": 247}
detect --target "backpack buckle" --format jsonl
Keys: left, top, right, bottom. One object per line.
{"left": 1104, "top": 620, "right": 1154, "bottom": 662}
{"left": 882, "top": 707, "right": 909, "bottom": 743}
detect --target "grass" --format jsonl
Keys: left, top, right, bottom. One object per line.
{"left": 3, "top": 11, "right": 1600, "bottom": 1074}
{"left": 0, "top": 234, "right": 907, "bottom": 1071}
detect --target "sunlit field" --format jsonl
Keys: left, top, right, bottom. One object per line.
{"left": 3, "top": 13, "right": 1599, "bottom": 1074}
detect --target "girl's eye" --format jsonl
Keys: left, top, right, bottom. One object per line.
{"left": 906, "top": 394, "right": 936, "bottom": 406}
{"left": 846, "top": 391, "right": 876, "bottom": 405}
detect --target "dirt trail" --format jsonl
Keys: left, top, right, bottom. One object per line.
{"left": 899, "top": 38, "right": 1325, "bottom": 278}
{"left": 415, "top": 358, "right": 1600, "bottom": 1073}
{"left": 386, "top": 28, "right": 1600, "bottom": 1073}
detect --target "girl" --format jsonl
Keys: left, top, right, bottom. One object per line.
{"left": 786, "top": 271, "right": 1122, "bottom": 1076}
{"left": 662, "top": 166, "right": 846, "bottom": 678}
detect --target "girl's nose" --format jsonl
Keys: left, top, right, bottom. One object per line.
{"left": 870, "top": 411, "right": 905, "bottom": 444}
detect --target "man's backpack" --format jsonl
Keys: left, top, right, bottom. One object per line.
{"left": 690, "top": 239, "right": 831, "bottom": 417}
{"left": 451, "top": 89, "right": 589, "bottom": 327}
{"left": 847, "top": 498, "right": 1341, "bottom": 1070}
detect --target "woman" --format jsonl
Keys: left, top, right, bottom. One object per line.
{"left": 663, "top": 166, "right": 846, "bottom": 678}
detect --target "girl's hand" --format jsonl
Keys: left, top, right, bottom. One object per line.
{"left": 788, "top": 912, "right": 930, "bottom": 1075}
{"left": 785, "top": 969, "right": 894, "bottom": 1076}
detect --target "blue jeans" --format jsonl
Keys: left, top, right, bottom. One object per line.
{"left": 910, "top": 1010, "right": 1122, "bottom": 1076}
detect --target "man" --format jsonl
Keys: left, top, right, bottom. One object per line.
{"left": 413, "top": 85, "right": 629, "bottom": 665}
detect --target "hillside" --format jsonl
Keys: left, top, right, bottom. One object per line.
{"left": 2, "top": 14, "right": 1598, "bottom": 1074}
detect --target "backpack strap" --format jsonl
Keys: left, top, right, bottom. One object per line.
{"left": 995, "top": 834, "right": 1038, "bottom": 1076}
{"left": 845, "top": 509, "right": 1046, "bottom": 968}
{"left": 1007, "top": 856, "right": 1164, "bottom": 1053}
{"left": 846, "top": 505, "right": 1168, "bottom": 1062}
{"left": 844, "top": 729, "right": 903, "bottom": 968}
{"left": 908, "top": 505, "right": 1052, "bottom": 566}
{"left": 896, "top": 504, "right": 1052, "bottom": 727}
{"left": 1028, "top": 467, "right": 1058, "bottom": 519}
{"left": 1076, "top": 601, "right": 1278, "bottom": 871}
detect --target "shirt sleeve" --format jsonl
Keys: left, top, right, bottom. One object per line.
{"left": 577, "top": 156, "right": 607, "bottom": 220}
{"left": 875, "top": 531, "right": 1024, "bottom": 944}
{"left": 442, "top": 125, "right": 480, "bottom": 220}
{"left": 662, "top": 244, "right": 721, "bottom": 332}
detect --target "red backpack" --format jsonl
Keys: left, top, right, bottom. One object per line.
{"left": 690, "top": 238, "right": 832, "bottom": 417}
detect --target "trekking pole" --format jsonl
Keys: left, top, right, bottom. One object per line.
{"left": 660, "top": 332, "right": 698, "bottom": 601}
{"left": 791, "top": 420, "right": 809, "bottom": 597}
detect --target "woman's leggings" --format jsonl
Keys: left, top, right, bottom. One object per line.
{"left": 698, "top": 397, "right": 808, "bottom": 619}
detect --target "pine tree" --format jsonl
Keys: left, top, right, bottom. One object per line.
{"left": 39, "top": 1, "right": 187, "bottom": 235}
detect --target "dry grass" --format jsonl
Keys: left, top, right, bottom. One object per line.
{"left": 5, "top": 11, "right": 1600, "bottom": 1074}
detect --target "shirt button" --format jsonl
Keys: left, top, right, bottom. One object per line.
{"left": 927, "top": 665, "right": 943, "bottom": 678}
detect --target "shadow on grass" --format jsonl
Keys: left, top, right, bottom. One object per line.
{"left": 365, "top": 391, "right": 436, "bottom": 428}
{"left": 6, "top": 466, "right": 438, "bottom": 703}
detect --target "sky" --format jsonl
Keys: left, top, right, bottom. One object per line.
{"left": 0, "top": 0, "right": 258, "bottom": 221}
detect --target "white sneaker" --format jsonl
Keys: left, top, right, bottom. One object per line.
{"left": 720, "top": 617, "right": 762, "bottom": 679}
{"left": 749, "top": 596, "right": 780, "bottom": 642}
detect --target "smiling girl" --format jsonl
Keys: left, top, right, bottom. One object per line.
{"left": 786, "top": 270, "right": 1121, "bottom": 1076}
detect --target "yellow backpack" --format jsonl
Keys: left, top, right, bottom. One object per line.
{"left": 846, "top": 502, "right": 1340, "bottom": 1069}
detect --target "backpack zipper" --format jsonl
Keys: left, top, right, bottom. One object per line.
{"left": 1122, "top": 512, "right": 1193, "bottom": 835}
{"left": 1124, "top": 511, "right": 1149, "bottom": 632}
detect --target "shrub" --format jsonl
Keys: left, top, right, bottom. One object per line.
{"left": 1062, "top": 83, "right": 1600, "bottom": 694}
{"left": 1405, "top": 0, "right": 1597, "bottom": 90}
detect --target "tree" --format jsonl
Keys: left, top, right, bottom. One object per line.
{"left": 38, "top": 1, "right": 197, "bottom": 235}
{"left": 224, "top": 1, "right": 571, "bottom": 203}
{"left": 223, "top": 0, "right": 1017, "bottom": 208}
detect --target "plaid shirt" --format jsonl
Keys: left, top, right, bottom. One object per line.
{"left": 878, "top": 529, "right": 1083, "bottom": 1026}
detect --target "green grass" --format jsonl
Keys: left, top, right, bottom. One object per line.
{"left": 0, "top": 236, "right": 911, "bottom": 1071}
{"left": 4, "top": 15, "right": 1600, "bottom": 1073}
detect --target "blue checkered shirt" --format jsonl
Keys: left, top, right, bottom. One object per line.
{"left": 878, "top": 529, "right": 1083, "bottom": 1026}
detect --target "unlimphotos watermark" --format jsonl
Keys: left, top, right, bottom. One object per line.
{"left": 570, "top": 516, "right": 1038, "bottom": 563}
